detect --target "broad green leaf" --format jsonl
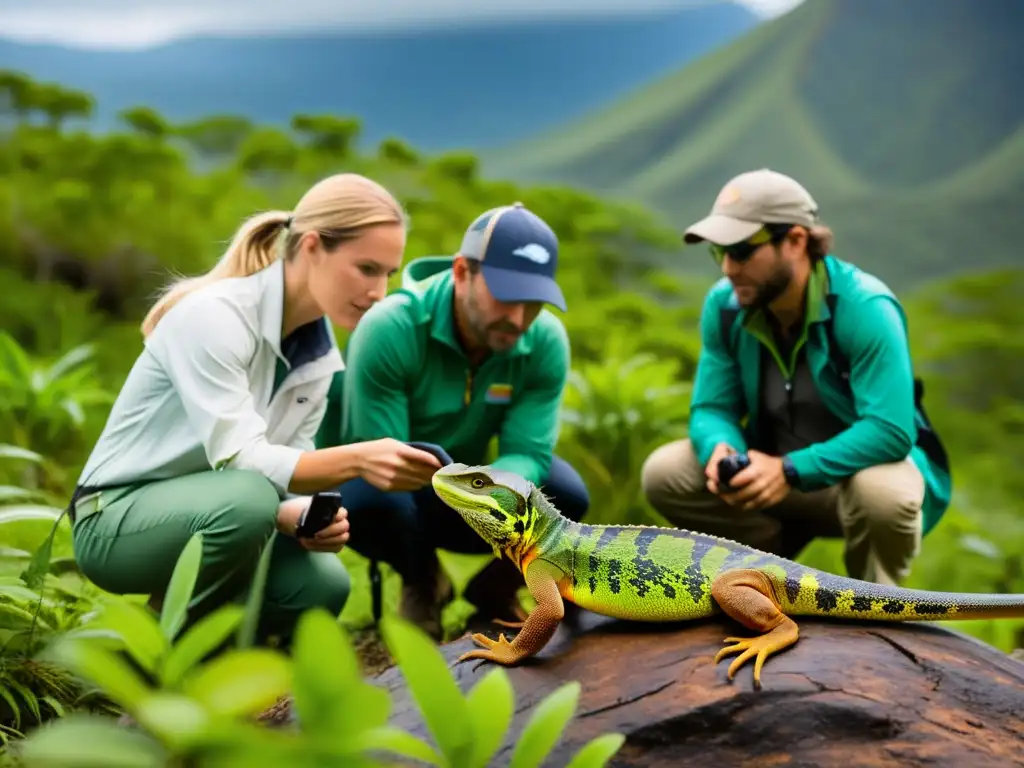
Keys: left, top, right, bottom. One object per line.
{"left": 508, "top": 681, "right": 581, "bottom": 768}
{"left": 133, "top": 692, "right": 210, "bottom": 752}
{"left": 0, "top": 444, "right": 44, "bottom": 463}
{"left": 563, "top": 733, "right": 627, "bottom": 768}
{"left": 291, "top": 608, "right": 389, "bottom": 739}
{"left": 19, "top": 511, "right": 64, "bottom": 591}
{"left": 17, "top": 713, "right": 169, "bottom": 767}
{"left": 0, "top": 485, "right": 44, "bottom": 502}
{"left": 160, "top": 604, "right": 245, "bottom": 688}
{"left": 380, "top": 615, "right": 472, "bottom": 765}
{"left": 357, "top": 725, "right": 444, "bottom": 766}
{"left": 42, "top": 342, "right": 95, "bottom": 387}
{"left": 160, "top": 532, "right": 204, "bottom": 640}
{"left": 0, "top": 504, "right": 63, "bottom": 524}
{"left": 465, "top": 667, "right": 514, "bottom": 768}
{"left": 182, "top": 648, "right": 292, "bottom": 720}
{"left": 93, "top": 598, "right": 168, "bottom": 675}
{"left": 0, "top": 582, "right": 45, "bottom": 602}
{"left": 44, "top": 638, "right": 153, "bottom": 713}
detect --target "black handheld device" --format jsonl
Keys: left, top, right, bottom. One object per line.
{"left": 296, "top": 491, "right": 342, "bottom": 538}
{"left": 717, "top": 453, "right": 751, "bottom": 492}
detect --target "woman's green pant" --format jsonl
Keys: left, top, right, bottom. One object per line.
{"left": 71, "top": 469, "right": 351, "bottom": 646}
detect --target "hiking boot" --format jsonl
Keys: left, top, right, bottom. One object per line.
{"left": 398, "top": 554, "right": 452, "bottom": 641}
{"left": 462, "top": 557, "right": 529, "bottom": 625}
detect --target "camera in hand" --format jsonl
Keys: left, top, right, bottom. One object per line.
{"left": 717, "top": 453, "right": 751, "bottom": 492}
{"left": 296, "top": 491, "right": 342, "bottom": 538}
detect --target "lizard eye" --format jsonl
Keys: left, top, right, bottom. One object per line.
{"left": 470, "top": 478, "right": 485, "bottom": 489}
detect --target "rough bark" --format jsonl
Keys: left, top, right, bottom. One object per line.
{"left": 373, "top": 611, "right": 1024, "bottom": 767}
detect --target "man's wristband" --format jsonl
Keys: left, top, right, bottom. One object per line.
{"left": 781, "top": 455, "right": 799, "bottom": 487}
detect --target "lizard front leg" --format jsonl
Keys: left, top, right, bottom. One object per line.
{"left": 710, "top": 568, "right": 799, "bottom": 689}
{"left": 457, "top": 559, "right": 564, "bottom": 666}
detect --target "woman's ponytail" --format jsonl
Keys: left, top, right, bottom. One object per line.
{"left": 141, "top": 210, "right": 290, "bottom": 337}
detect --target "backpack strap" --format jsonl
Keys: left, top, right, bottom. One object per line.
{"left": 825, "top": 293, "right": 950, "bottom": 474}
{"left": 719, "top": 307, "right": 741, "bottom": 354}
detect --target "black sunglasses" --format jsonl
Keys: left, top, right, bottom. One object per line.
{"left": 709, "top": 223, "right": 794, "bottom": 265}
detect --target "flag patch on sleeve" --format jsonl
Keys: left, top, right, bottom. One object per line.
{"left": 485, "top": 383, "right": 513, "bottom": 404}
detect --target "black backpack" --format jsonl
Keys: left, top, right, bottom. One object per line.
{"left": 718, "top": 293, "right": 950, "bottom": 474}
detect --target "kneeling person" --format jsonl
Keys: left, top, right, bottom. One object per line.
{"left": 642, "top": 169, "right": 952, "bottom": 586}
{"left": 334, "top": 202, "right": 590, "bottom": 637}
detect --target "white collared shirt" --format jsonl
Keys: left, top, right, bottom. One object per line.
{"left": 76, "top": 259, "right": 344, "bottom": 497}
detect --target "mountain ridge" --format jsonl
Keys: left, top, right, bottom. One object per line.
{"left": 0, "top": 5, "right": 757, "bottom": 151}
{"left": 479, "top": 0, "right": 1024, "bottom": 288}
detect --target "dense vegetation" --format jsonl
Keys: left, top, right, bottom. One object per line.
{"left": 0, "top": 70, "right": 1021, "bottom": 762}
{"left": 484, "top": 0, "right": 1024, "bottom": 289}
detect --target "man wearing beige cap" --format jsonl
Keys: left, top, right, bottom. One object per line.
{"left": 641, "top": 168, "right": 952, "bottom": 586}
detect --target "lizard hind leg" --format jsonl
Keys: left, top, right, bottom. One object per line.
{"left": 456, "top": 560, "right": 565, "bottom": 667}
{"left": 710, "top": 568, "right": 799, "bottom": 690}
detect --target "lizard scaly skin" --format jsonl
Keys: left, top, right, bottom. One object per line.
{"left": 431, "top": 463, "right": 1024, "bottom": 689}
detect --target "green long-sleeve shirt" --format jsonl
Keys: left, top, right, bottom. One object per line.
{"left": 334, "top": 256, "right": 570, "bottom": 484}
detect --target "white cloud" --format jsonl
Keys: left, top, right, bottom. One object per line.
{"left": 0, "top": 0, "right": 804, "bottom": 50}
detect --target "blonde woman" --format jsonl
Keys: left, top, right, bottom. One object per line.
{"left": 69, "top": 173, "right": 442, "bottom": 646}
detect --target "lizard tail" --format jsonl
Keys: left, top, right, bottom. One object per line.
{"left": 769, "top": 569, "right": 1024, "bottom": 622}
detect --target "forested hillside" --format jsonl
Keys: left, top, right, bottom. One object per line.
{"left": 0, "top": 72, "right": 1021, "bottom": 757}
{"left": 484, "top": 0, "right": 1024, "bottom": 289}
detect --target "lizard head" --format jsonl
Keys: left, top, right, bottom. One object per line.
{"left": 431, "top": 463, "right": 538, "bottom": 560}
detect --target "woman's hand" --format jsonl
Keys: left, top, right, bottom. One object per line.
{"left": 358, "top": 438, "right": 443, "bottom": 492}
{"left": 298, "top": 508, "right": 350, "bottom": 553}
{"left": 277, "top": 496, "right": 350, "bottom": 553}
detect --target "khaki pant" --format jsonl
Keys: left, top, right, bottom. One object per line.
{"left": 639, "top": 439, "right": 924, "bottom": 585}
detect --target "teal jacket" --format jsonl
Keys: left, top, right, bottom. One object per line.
{"left": 689, "top": 255, "right": 952, "bottom": 535}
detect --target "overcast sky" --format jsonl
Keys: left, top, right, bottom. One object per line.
{"left": 0, "top": 0, "right": 804, "bottom": 49}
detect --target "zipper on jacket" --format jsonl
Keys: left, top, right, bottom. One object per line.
{"left": 464, "top": 368, "right": 474, "bottom": 406}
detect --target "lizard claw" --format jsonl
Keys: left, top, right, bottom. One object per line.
{"left": 456, "top": 632, "right": 522, "bottom": 666}
{"left": 713, "top": 620, "right": 799, "bottom": 690}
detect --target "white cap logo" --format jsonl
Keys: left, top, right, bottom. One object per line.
{"left": 512, "top": 243, "right": 551, "bottom": 264}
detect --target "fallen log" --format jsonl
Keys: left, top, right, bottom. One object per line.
{"left": 374, "top": 610, "right": 1024, "bottom": 767}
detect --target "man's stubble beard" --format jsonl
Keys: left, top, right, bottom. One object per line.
{"left": 744, "top": 248, "right": 793, "bottom": 311}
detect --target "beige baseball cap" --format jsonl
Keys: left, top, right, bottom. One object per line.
{"left": 682, "top": 168, "right": 820, "bottom": 246}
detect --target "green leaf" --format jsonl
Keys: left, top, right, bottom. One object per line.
{"left": 465, "top": 667, "right": 514, "bottom": 768}
{"left": 16, "top": 712, "right": 169, "bottom": 767}
{"left": 159, "top": 532, "right": 203, "bottom": 641}
{"left": 380, "top": 615, "right": 472, "bottom": 766}
{"left": 357, "top": 725, "right": 444, "bottom": 766}
{"left": 160, "top": 604, "right": 245, "bottom": 688}
{"left": 0, "top": 485, "right": 45, "bottom": 502}
{"left": 563, "top": 733, "right": 627, "bottom": 768}
{"left": 92, "top": 598, "right": 168, "bottom": 676}
{"left": 133, "top": 692, "right": 211, "bottom": 753}
{"left": 181, "top": 648, "right": 292, "bottom": 720}
{"left": 235, "top": 532, "right": 276, "bottom": 649}
{"left": 0, "top": 444, "right": 44, "bottom": 463}
{"left": 19, "top": 518, "right": 61, "bottom": 590}
{"left": 43, "top": 637, "right": 153, "bottom": 713}
{"left": 508, "top": 681, "right": 581, "bottom": 768}
{"left": 291, "top": 608, "right": 390, "bottom": 739}
{"left": 0, "top": 504, "right": 64, "bottom": 524}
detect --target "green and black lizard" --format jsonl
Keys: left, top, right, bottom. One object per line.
{"left": 431, "top": 463, "right": 1024, "bottom": 688}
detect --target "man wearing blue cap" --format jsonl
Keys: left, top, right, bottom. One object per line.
{"left": 325, "top": 202, "right": 589, "bottom": 638}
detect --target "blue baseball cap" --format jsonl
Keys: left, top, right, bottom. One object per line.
{"left": 458, "top": 202, "right": 566, "bottom": 312}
